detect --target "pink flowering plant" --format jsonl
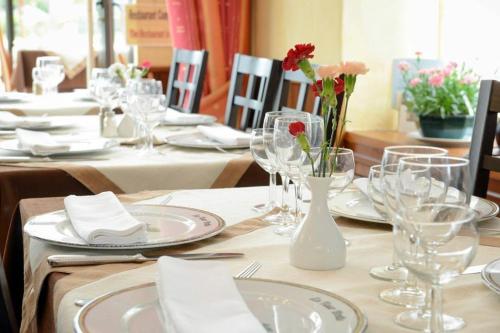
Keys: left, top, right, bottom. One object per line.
{"left": 398, "top": 53, "right": 479, "bottom": 118}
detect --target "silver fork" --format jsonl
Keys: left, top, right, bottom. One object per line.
{"left": 235, "top": 261, "right": 261, "bottom": 279}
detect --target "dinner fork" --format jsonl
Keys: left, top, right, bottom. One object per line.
{"left": 235, "top": 261, "right": 261, "bottom": 279}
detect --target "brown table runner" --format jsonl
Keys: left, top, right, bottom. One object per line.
{"left": 18, "top": 192, "right": 272, "bottom": 333}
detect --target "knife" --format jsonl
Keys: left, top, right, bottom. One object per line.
{"left": 47, "top": 252, "right": 244, "bottom": 267}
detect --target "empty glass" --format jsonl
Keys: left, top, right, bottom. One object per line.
{"left": 327, "top": 148, "right": 355, "bottom": 197}
{"left": 250, "top": 129, "right": 278, "bottom": 214}
{"left": 367, "top": 165, "right": 388, "bottom": 218}
{"left": 393, "top": 204, "right": 478, "bottom": 333}
{"left": 32, "top": 56, "right": 65, "bottom": 95}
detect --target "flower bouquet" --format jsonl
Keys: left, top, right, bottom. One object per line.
{"left": 108, "top": 60, "right": 152, "bottom": 86}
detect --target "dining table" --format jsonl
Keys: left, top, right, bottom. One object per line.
{"left": 0, "top": 93, "right": 99, "bottom": 116}
{"left": 15, "top": 186, "right": 500, "bottom": 333}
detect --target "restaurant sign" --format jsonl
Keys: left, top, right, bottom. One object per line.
{"left": 125, "top": 4, "right": 171, "bottom": 46}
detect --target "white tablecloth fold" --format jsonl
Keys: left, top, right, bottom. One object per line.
{"left": 197, "top": 125, "right": 251, "bottom": 145}
{"left": 64, "top": 191, "right": 147, "bottom": 245}
{"left": 156, "top": 256, "right": 266, "bottom": 333}
{"left": 162, "top": 108, "right": 216, "bottom": 126}
{"left": 16, "top": 128, "right": 71, "bottom": 156}
{"left": 0, "top": 111, "right": 51, "bottom": 128}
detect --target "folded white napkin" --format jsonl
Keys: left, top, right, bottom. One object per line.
{"left": 156, "top": 256, "right": 266, "bottom": 333}
{"left": 0, "top": 111, "right": 51, "bottom": 129}
{"left": 163, "top": 108, "right": 215, "bottom": 126}
{"left": 16, "top": 128, "right": 71, "bottom": 156}
{"left": 353, "top": 177, "right": 369, "bottom": 197}
{"left": 64, "top": 191, "right": 147, "bottom": 245}
{"left": 197, "top": 125, "right": 250, "bottom": 145}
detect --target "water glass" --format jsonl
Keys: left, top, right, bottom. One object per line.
{"left": 33, "top": 56, "right": 65, "bottom": 95}
{"left": 367, "top": 165, "right": 388, "bottom": 218}
{"left": 327, "top": 147, "right": 355, "bottom": 197}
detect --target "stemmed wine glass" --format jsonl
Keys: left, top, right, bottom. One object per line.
{"left": 33, "top": 56, "right": 65, "bottom": 95}
{"left": 273, "top": 116, "right": 324, "bottom": 236}
{"left": 263, "top": 111, "right": 311, "bottom": 225}
{"left": 327, "top": 147, "right": 355, "bottom": 197}
{"left": 374, "top": 146, "right": 448, "bottom": 308}
{"left": 394, "top": 156, "right": 472, "bottom": 331}
{"left": 367, "top": 165, "right": 388, "bottom": 218}
{"left": 250, "top": 129, "right": 278, "bottom": 214}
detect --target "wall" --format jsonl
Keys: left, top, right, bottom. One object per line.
{"left": 252, "top": 0, "right": 440, "bottom": 131}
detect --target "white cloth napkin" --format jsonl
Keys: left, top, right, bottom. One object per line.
{"left": 163, "top": 108, "right": 215, "bottom": 126}
{"left": 0, "top": 111, "right": 51, "bottom": 129}
{"left": 156, "top": 256, "right": 266, "bottom": 333}
{"left": 353, "top": 177, "right": 369, "bottom": 197}
{"left": 64, "top": 191, "right": 147, "bottom": 245}
{"left": 197, "top": 125, "right": 250, "bottom": 145}
{"left": 16, "top": 128, "right": 71, "bottom": 156}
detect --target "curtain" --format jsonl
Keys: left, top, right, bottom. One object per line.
{"left": 165, "top": 0, "right": 250, "bottom": 121}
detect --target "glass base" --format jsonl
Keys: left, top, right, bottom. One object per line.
{"left": 273, "top": 224, "right": 297, "bottom": 237}
{"left": 369, "top": 265, "right": 407, "bottom": 282}
{"left": 252, "top": 202, "right": 276, "bottom": 214}
{"left": 379, "top": 286, "right": 425, "bottom": 308}
{"left": 395, "top": 309, "right": 465, "bottom": 331}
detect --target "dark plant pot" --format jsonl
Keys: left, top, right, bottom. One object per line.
{"left": 418, "top": 115, "right": 474, "bottom": 139}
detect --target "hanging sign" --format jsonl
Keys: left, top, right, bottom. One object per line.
{"left": 125, "top": 4, "right": 171, "bottom": 46}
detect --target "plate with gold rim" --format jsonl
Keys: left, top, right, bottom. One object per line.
{"left": 74, "top": 278, "right": 367, "bottom": 333}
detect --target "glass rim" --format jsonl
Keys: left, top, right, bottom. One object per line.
{"left": 274, "top": 117, "right": 323, "bottom": 124}
{"left": 384, "top": 145, "right": 448, "bottom": 157}
{"left": 398, "top": 156, "right": 469, "bottom": 168}
{"left": 329, "top": 147, "right": 353, "bottom": 155}
{"left": 401, "top": 203, "right": 477, "bottom": 226}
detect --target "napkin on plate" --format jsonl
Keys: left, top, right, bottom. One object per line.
{"left": 0, "top": 111, "right": 51, "bottom": 128}
{"left": 353, "top": 177, "right": 369, "bottom": 197}
{"left": 64, "top": 191, "right": 147, "bottom": 245}
{"left": 156, "top": 256, "right": 266, "bottom": 333}
{"left": 197, "top": 125, "right": 250, "bottom": 146}
{"left": 162, "top": 108, "right": 215, "bottom": 126}
{"left": 16, "top": 128, "right": 71, "bottom": 156}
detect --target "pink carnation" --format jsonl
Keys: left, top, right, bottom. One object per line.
{"left": 418, "top": 68, "right": 431, "bottom": 75}
{"left": 409, "top": 77, "right": 422, "bottom": 87}
{"left": 317, "top": 65, "right": 340, "bottom": 79}
{"left": 428, "top": 74, "right": 444, "bottom": 87}
{"left": 415, "top": 51, "right": 423, "bottom": 57}
{"left": 398, "top": 61, "right": 410, "bottom": 72}
{"left": 461, "top": 74, "right": 476, "bottom": 85}
{"left": 340, "top": 61, "right": 369, "bottom": 75}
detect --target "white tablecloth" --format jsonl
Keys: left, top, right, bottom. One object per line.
{"left": 0, "top": 93, "right": 99, "bottom": 116}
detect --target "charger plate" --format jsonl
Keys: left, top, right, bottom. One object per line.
{"left": 481, "top": 259, "right": 500, "bottom": 295}
{"left": 74, "top": 279, "right": 367, "bottom": 333}
{"left": 330, "top": 190, "right": 499, "bottom": 224}
{"left": 24, "top": 204, "right": 226, "bottom": 250}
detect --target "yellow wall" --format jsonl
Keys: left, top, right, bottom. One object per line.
{"left": 252, "top": 0, "right": 440, "bottom": 131}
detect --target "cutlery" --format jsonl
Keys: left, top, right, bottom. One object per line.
{"left": 235, "top": 261, "right": 261, "bottom": 279}
{"left": 462, "top": 264, "right": 486, "bottom": 275}
{"left": 48, "top": 252, "right": 244, "bottom": 267}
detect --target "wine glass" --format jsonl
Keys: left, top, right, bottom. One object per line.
{"left": 367, "top": 165, "right": 388, "bottom": 218}
{"left": 250, "top": 129, "right": 278, "bottom": 214}
{"left": 263, "top": 111, "right": 311, "bottom": 225}
{"left": 273, "top": 116, "right": 324, "bottom": 236}
{"left": 326, "top": 147, "right": 355, "bottom": 197}
{"left": 374, "top": 145, "right": 448, "bottom": 308}
{"left": 393, "top": 203, "right": 478, "bottom": 333}
{"left": 35, "top": 56, "right": 65, "bottom": 94}
{"left": 394, "top": 156, "right": 472, "bottom": 331}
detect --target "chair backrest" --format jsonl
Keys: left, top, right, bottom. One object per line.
{"left": 0, "top": 256, "right": 17, "bottom": 333}
{"left": 224, "top": 54, "right": 281, "bottom": 130}
{"left": 469, "top": 80, "right": 500, "bottom": 197}
{"left": 273, "top": 66, "right": 321, "bottom": 115}
{"left": 165, "top": 48, "right": 208, "bottom": 114}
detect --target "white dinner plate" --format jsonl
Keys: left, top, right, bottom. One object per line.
{"left": 330, "top": 190, "right": 499, "bottom": 224}
{"left": 0, "top": 118, "right": 74, "bottom": 130}
{"left": 408, "top": 131, "right": 471, "bottom": 147}
{"left": 0, "top": 138, "right": 117, "bottom": 157}
{"left": 24, "top": 204, "right": 226, "bottom": 250}
{"left": 74, "top": 279, "right": 367, "bottom": 333}
{"left": 481, "top": 259, "right": 500, "bottom": 295}
{"left": 166, "top": 132, "right": 249, "bottom": 149}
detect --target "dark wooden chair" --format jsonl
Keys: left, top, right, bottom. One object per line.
{"left": 224, "top": 54, "right": 281, "bottom": 130}
{"left": 273, "top": 65, "right": 321, "bottom": 115}
{"left": 0, "top": 256, "right": 17, "bottom": 333}
{"left": 470, "top": 80, "right": 500, "bottom": 197}
{"left": 165, "top": 48, "right": 208, "bottom": 114}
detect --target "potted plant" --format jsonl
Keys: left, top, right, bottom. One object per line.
{"left": 398, "top": 54, "right": 479, "bottom": 139}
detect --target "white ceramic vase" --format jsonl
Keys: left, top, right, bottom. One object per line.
{"left": 290, "top": 176, "right": 346, "bottom": 270}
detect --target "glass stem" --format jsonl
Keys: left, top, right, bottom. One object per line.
{"left": 280, "top": 173, "right": 290, "bottom": 214}
{"left": 144, "top": 125, "right": 154, "bottom": 151}
{"left": 430, "top": 284, "right": 444, "bottom": 333}
{"left": 269, "top": 172, "right": 277, "bottom": 207}
{"left": 294, "top": 181, "right": 303, "bottom": 224}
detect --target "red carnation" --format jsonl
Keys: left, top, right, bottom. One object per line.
{"left": 334, "top": 77, "right": 345, "bottom": 95}
{"left": 282, "top": 43, "right": 315, "bottom": 71}
{"left": 311, "top": 80, "right": 323, "bottom": 97}
{"left": 288, "top": 121, "right": 306, "bottom": 137}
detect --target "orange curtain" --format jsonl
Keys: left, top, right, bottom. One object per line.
{"left": 165, "top": 0, "right": 250, "bottom": 121}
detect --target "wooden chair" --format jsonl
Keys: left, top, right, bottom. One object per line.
{"left": 273, "top": 66, "right": 321, "bottom": 114}
{"left": 224, "top": 54, "right": 281, "bottom": 130}
{"left": 165, "top": 48, "right": 208, "bottom": 114}
{"left": 0, "top": 256, "right": 17, "bottom": 333}
{"left": 469, "top": 80, "right": 500, "bottom": 197}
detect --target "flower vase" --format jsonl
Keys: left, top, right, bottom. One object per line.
{"left": 290, "top": 176, "right": 346, "bottom": 270}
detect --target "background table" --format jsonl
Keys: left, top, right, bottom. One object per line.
{"left": 0, "top": 93, "right": 99, "bottom": 116}
{"left": 18, "top": 187, "right": 500, "bottom": 333}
